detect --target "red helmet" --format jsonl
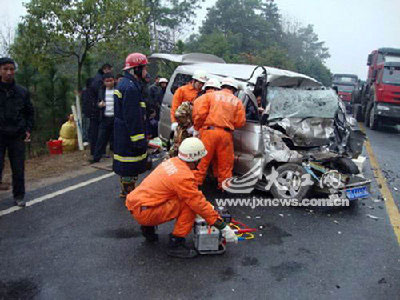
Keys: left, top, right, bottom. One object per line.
{"left": 123, "top": 53, "right": 148, "bottom": 70}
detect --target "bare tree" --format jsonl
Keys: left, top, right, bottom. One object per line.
{"left": 0, "top": 19, "right": 16, "bottom": 56}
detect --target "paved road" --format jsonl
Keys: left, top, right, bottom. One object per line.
{"left": 0, "top": 129, "right": 399, "bottom": 299}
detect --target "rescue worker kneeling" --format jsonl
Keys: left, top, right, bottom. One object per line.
{"left": 126, "top": 137, "right": 237, "bottom": 258}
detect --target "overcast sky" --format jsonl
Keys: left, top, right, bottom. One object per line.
{"left": 2, "top": 0, "right": 400, "bottom": 80}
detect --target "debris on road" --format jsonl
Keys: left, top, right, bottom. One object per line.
{"left": 366, "top": 214, "right": 379, "bottom": 220}
{"left": 394, "top": 187, "right": 398, "bottom": 191}
{"left": 378, "top": 278, "right": 387, "bottom": 284}
{"left": 333, "top": 220, "right": 339, "bottom": 224}
{"left": 338, "top": 231, "right": 342, "bottom": 234}
{"left": 279, "top": 214, "right": 284, "bottom": 217}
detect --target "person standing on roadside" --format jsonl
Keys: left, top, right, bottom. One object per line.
{"left": 113, "top": 53, "right": 148, "bottom": 199}
{"left": 88, "top": 63, "right": 113, "bottom": 158}
{"left": 0, "top": 57, "right": 34, "bottom": 207}
{"left": 81, "top": 77, "right": 93, "bottom": 147}
{"left": 91, "top": 73, "right": 115, "bottom": 163}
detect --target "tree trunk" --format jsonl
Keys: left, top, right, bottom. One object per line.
{"left": 77, "top": 60, "right": 83, "bottom": 93}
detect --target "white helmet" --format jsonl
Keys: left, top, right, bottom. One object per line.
{"left": 221, "top": 77, "right": 239, "bottom": 90}
{"left": 203, "top": 77, "right": 221, "bottom": 90}
{"left": 178, "top": 137, "right": 207, "bottom": 162}
{"left": 159, "top": 78, "right": 168, "bottom": 83}
{"left": 192, "top": 69, "right": 208, "bottom": 83}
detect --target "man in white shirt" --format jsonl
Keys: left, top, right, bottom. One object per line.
{"left": 91, "top": 73, "right": 115, "bottom": 163}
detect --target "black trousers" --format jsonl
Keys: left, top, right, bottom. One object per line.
{"left": 0, "top": 134, "right": 25, "bottom": 199}
{"left": 93, "top": 117, "right": 114, "bottom": 161}
{"left": 89, "top": 117, "right": 100, "bottom": 156}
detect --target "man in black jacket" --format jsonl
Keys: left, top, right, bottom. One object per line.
{"left": 0, "top": 57, "right": 34, "bottom": 207}
{"left": 88, "top": 63, "right": 112, "bottom": 157}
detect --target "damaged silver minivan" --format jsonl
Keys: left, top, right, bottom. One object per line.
{"left": 150, "top": 53, "right": 371, "bottom": 202}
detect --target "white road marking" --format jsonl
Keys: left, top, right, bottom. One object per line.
{"left": 0, "top": 172, "right": 115, "bottom": 217}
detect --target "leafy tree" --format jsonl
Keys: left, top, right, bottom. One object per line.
{"left": 20, "top": 0, "right": 149, "bottom": 91}
{"left": 185, "top": 0, "right": 332, "bottom": 85}
{"left": 145, "top": 0, "right": 201, "bottom": 52}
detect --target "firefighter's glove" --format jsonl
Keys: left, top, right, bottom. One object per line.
{"left": 221, "top": 226, "right": 238, "bottom": 244}
{"left": 171, "top": 122, "right": 178, "bottom": 132}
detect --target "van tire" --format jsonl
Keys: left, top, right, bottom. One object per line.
{"left": 270, "top": 163, "right": 313, "bottom": 201}
{"left": 331, "top": 157, "right": 359, "bottom": 175}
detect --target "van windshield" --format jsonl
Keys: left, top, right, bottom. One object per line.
{"left": 267, "top": 87, "right": 339, "bottom": 120}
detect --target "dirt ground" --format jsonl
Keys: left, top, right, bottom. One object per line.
{"left": 0, "top": 149, "right": 113, "bottom": 198}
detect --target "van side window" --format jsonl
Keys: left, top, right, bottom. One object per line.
{"left": 171, "top": 74, "right": 192, "bottom": 94}
{"left": 246, "top": 99, "right": 259, "bottom": 122}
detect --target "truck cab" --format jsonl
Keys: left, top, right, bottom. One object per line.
{"left": 354, "top": 48, "right": 400, "bottom": 129}
{"left": 332, "top": 74, "right": 359, "bottom": 113}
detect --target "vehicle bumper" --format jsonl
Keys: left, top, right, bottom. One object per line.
{"left": 375, "top": 102, "right": 400, "bottom": 123}
{"left": 338, "top": 178, "right": 371, "bottom": 201}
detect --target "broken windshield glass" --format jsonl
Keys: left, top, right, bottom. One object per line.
{"left": 267, "top": 87, "right": 339, "bottom": 120}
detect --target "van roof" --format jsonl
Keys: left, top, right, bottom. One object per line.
{"left": 174, "top": 62, "right": 321, "bottom": 87}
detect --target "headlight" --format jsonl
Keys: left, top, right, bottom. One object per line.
{"left": 377, "top": 105, "right": 390, "bottom": 111}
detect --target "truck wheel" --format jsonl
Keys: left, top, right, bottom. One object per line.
{"left": 364, "top": 103, "right": 371, "bottom": 128}
{"left": 353, "top": 105, "right": 363, "bottom": 122}
{"left": 369, "top": 105, "right": 380, "bottom": 130}
{"left": 270, "top": 163, "right": 313, "bottom": 201}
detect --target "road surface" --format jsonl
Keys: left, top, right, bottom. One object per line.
{"left": 0, "top": 126, "right": 399, "bottom": 299}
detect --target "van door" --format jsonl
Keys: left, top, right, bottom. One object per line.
{"left": 233, "top": 91, "right": 263, "bottom": 175}
{"left": 158, "top": 72, "right": 193, "bottom": 141}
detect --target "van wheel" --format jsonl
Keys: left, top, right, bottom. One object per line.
{"left": 270, "top": 163, "right": 313, "bottom": 201}
{"left": 331, "top": 157, "right": 359, "bottom": 174}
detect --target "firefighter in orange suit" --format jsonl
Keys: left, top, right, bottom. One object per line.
{"left": 192, "top": 77, "right": 246, "bottom": 188}
{"left": 170, "top": 69, "right": 208, "bottom": 131}
{"left": 126, "top": 137, "right": 238, "bottom": 258}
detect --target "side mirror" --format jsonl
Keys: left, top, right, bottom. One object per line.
{"left": 367, "top": 54, "right": 372, "bottom": 66}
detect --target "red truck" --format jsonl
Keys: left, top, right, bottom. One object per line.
{"left": 353, "top": 47, "right": 400, "bottom": 130}
{"left": 332, "top": 74, "right": 360, "bottom": 113}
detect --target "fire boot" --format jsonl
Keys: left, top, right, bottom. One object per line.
{"left": 119, "top": 176, "right": 137, "bottom": 199}
{"left": 140, "top": 226, "right": 158, "bottom": 243}
{"left": 167, "top": 234, "right": 198, "bottom": 258}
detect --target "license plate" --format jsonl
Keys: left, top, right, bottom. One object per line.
{"left": 346, "top": 186, "right": 369, "bottom": 200}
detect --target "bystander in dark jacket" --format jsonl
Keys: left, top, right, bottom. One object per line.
{"left": 88, "top": 63, "right": 112, "bottom": 157}
{"left": 0, "top": 57, "right": 34, "bottom": 206}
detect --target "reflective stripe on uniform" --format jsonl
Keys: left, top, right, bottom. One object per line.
{"left": 130, "top": 134, "right": 145, "bottom": 142}
{"left": 114, "top": 153, "right": 147, "bottom": 163}
{"left": 140, "top": 102, "right": 146, "bottom": 108}
{"left": 114, "top": 90, "right": 122, "bottom": 98}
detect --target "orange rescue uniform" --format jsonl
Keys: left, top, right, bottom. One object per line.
{"left": 126, "top": 157, "right": 219, "bottom": 237}
{"left": 192, "top": 88, "right": 246, "bottom": 187}
{"left": 170, "top": 83, "right": 198, "bottom": 123}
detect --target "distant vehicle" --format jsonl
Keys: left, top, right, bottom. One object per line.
{"left": 353, "top": 47, "right": 400, "bottom": 130}
{"left": 332, "top": 74, "right": 359, "bottom": 113}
